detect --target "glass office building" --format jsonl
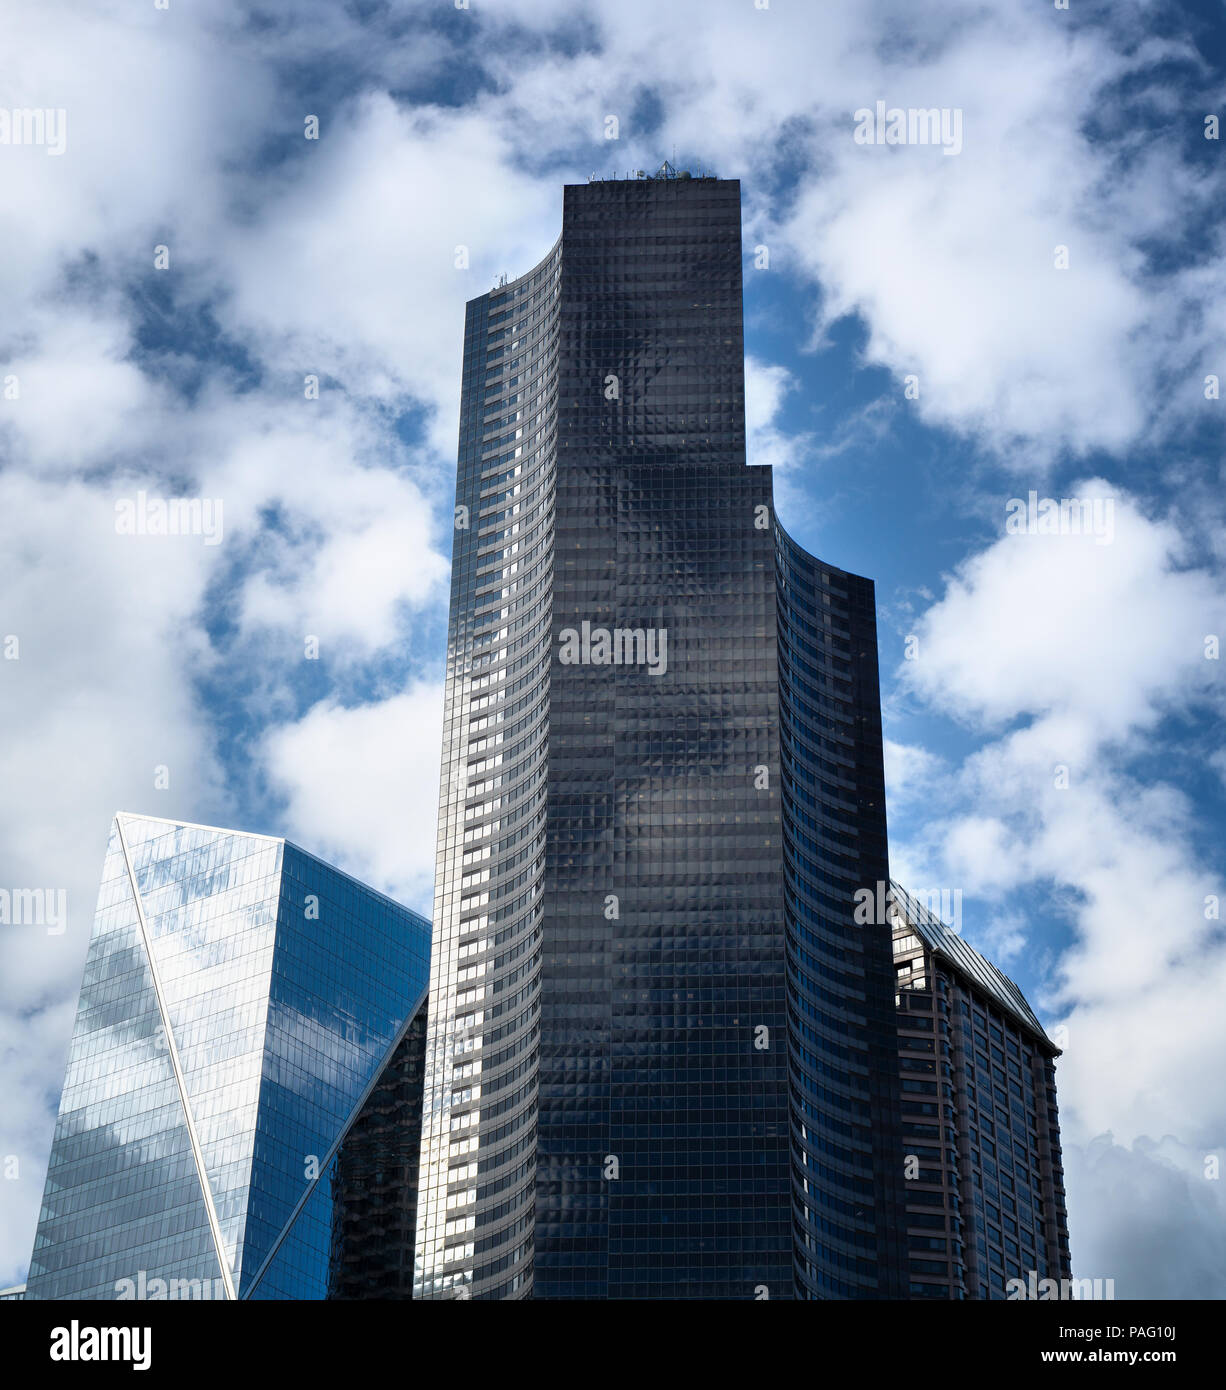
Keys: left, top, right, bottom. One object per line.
{"left": 417, "top": 170, "right": 907, "bottom": 1299}
{"left": 25, "top": 813, "right": 429, "bottom": 1300}
{"left": 890, "top": 883, "right": 1071, "bottom": 1299}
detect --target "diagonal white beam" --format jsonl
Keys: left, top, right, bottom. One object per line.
{"left": 115, "top": 815, "right": 236, "bottom": 1301}
{"left": 241, "top": 986, "right": 428, "bottom": 1300}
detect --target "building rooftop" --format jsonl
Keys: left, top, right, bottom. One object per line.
{"left": 581, "top": 159, "right": 719, "bottom": 183}
{"left": 889, "top": 881, "right": 1057, "bottom": 1051}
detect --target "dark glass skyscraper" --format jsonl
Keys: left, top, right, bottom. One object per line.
{"left": 417, "top": 170, "right": 907, "bottom": 1299}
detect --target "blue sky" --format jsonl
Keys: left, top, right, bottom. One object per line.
{"left": 1, "top": 0, "right": 1224, "bottom": 1297}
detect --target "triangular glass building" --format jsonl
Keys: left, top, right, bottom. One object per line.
{"left": 25, "top": 813, "right": 429, "bottom": 1300}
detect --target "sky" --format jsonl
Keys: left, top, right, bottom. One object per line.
{"left": 1, "top": 0, "right": 1224, "bottom": 1297}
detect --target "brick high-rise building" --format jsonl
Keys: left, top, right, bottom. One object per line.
{"left": 890, "top": 883, "right": 1071, "bottom": 1299}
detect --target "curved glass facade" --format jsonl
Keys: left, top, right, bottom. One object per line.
{"left": 414, "top": 237, "right": 562, "bottom": 1300}
{"left": 777, "top": 528, "right": 907, "bottom": 1298}
{"left": 417, "top": 173, "right": 905, "bottom": 1299}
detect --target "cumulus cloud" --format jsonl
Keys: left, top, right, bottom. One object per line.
{"left": 1064, "top": 1135, "right": 1226, "bottom": 1299}
{"left": 261, "top": 685, "right": 444, "bottom": 913}
{"left": 0, "top": 470, "right": 229, "bottom": 1286}
{"left": 904, "top": 483, "right": 1222, "bottom": 737}
{"left": 745, "top": 355, "right": 810, "bottom": 476}
{"left": 883, "top": 737, "right": 943, "bottom": 803}
{"left": 481, "top": 0, "right": 1223, "bottom": 460}
{"left": 221, "top": 92, "right": 561, "bottom": 455}
{"left": 890, "top": 484, "right": 1225, "bottom": 1291}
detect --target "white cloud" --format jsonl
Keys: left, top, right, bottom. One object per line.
{"left": 883, "top": 737, "right": 941, "bottom": 803}
{"left": 219, "top": 408, "right": 449, "bottom": 655}
{"left": 0, "top": 470, "right": 228, "bottom": 1287}
{"left": 221, "top": 92, "right": 560, "bottom": 457}
{"left": 890, "top": 485, "right": 1226, "bottom": 1288}
{"left": 480, "top": 0, "right": 1222, "bottom": 460}
{"left": 744, "top": 356, "right": 793, "bottom": 436}
{"left": 1065, "top": 1135, "right": 1226, "bottom": 1298}
{"left": 0, "top": 997, "right": 79, "bottom": 1290}
{"left": 904, "top": 483, "right": 1222, "bottom": 738}
{"left": 0, "top": 308, "right": 162, "bottom": 474}
{"left": 941, "top": 815, "right": 1028, "bottom": 897}
{"left": 261, "top": 685, "right": 444, "bottom": 914}
{"left": 744, "top": 355, "right": 809, "bottom": 476}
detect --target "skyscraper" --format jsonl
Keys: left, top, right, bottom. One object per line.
{"left": 26, "top": 813, "right": 430, "bottom": 1301}
{"left": 890, "top": 882, "right": 1071, "bottom": 1299}
{"left": 416, "top": 168, "right": 907, "bottom": 1300}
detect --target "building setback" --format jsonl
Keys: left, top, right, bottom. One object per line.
{"left": 25, "top": 813, "right": 430, "bottom": 1300}
{"left": 415, "top": 168, "right": 907, "bottom": 1300}
{"left": 890, "top": 883, "right": 1071, "bottom": 1299}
